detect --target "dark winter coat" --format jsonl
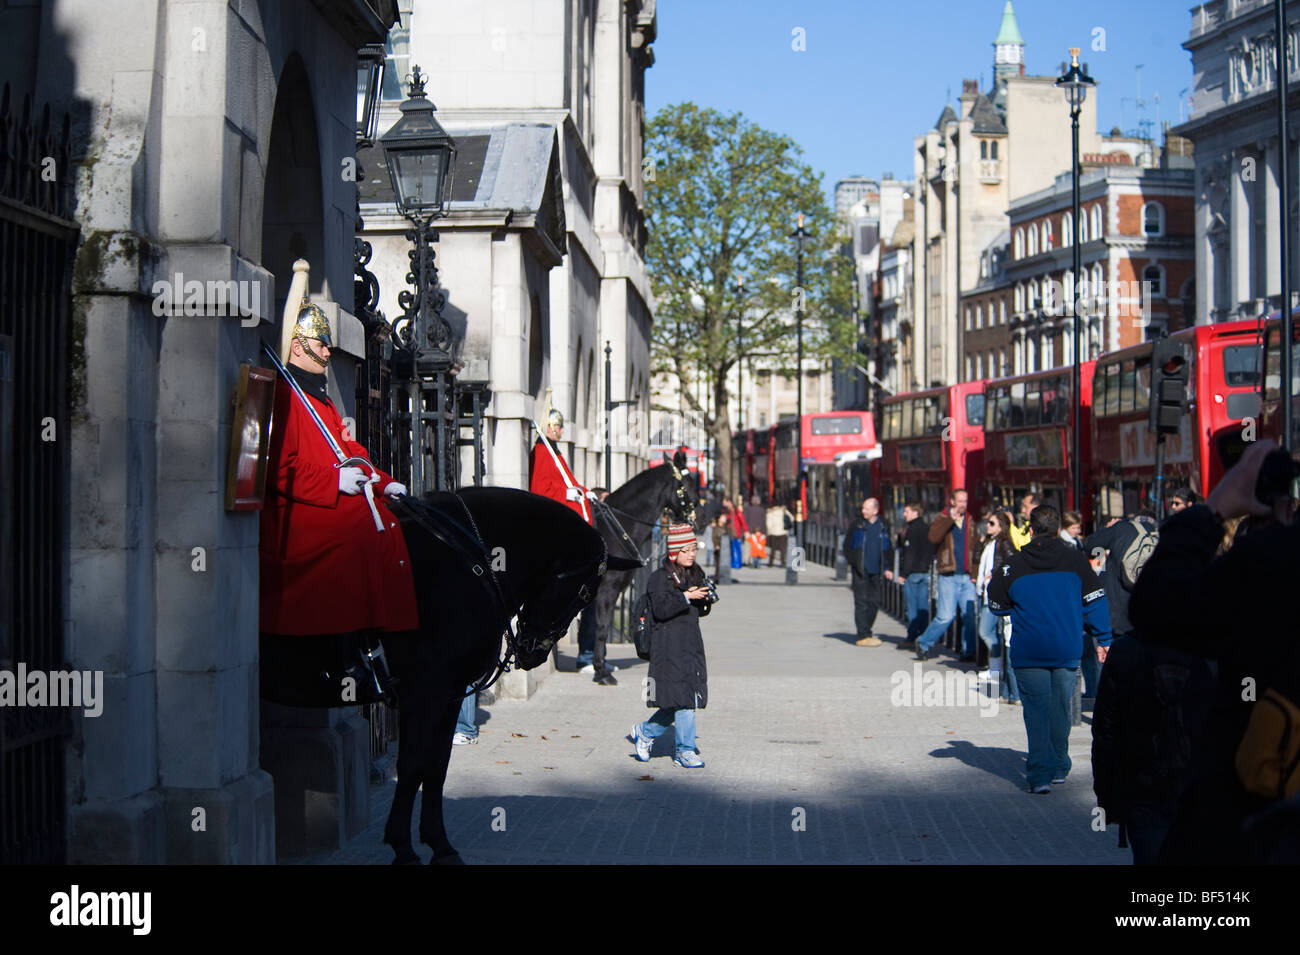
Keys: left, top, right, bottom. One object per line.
{"left": 645, "top": 559, "right": 712, "bottom": 710}
{"left": 1128, "top": 504, "right": 1300, "bottom": 864}
{"left": 1082, "top": 515, "right": 1157, "bottom": 635}
{"left": 898, "top": 516, "right": 936, "bottom": 576}
{"left": 1091, "top": 633, "right": 1217, "bottom": 827}
{"left": 986, "top": 535, "right": 1112, "bottom": 668}
{"left": 843, "top": 516, "right": 891, "bottom": 576}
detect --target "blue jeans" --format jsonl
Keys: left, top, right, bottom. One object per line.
{"left": 576, "top": 604, "right": 597, "bottom": 668}
{"left": 917, "top": 574, "right": 978, "bottom": 655}
{"left": 978, "top": 600, "right": 999, "bottom": 650}
{"left": 456, "top": 685, "right": 477, "bottom": 738}
{"left": 639, "top": 706, "right": 697, "bottom": 756}
{"left": 1013, "top": 666, "right": 1077, "bottom": 788}
{"left": 1080, "top": 632, "right": 1102, "bottom": 698}
{"left": 903, "top": 573, "right": 930, "bottom": 640}
{"left": 980, "top": 605, "right": 1021, "bottom": 702}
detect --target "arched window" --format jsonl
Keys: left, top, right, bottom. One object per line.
{"left": 1042, "top": 220, "right": 1053, "bottom": 250}
{"left": 976, "top": 304, "right": 983, "bottom": 328}
{"left": 1027, "top": 226, "right": 1039, "bottom": 257}
{"left": 1091, "top": 203, "right": 1103, "bottom": 239}
{"left": 1079, "top": 210, "right": 1089, "bottom": 243}
{"left": 1015, "top": 283, "right": 1024, "bottom": 312}
{"left": 1000, "top": 299, "right": 1007, "bottom": 324}
{"left": 1142, "top": 201, "right": 1164, "bottom": 236}
{"left": 1143, "top": 263, "right": 1165, "bottom": 298}
{"left": 991, "top": 140, "right": 999, "bottom": 160}
{"left": 1064, "top": 270, "right": 1075, "bottom": 312}
{"left": 1014, "top": 228, "right": 1024, "bottom": 259}
{"left": 980, "top": 140, "right": 988, "bottom": 159}
{"left": 1028, "top": 279, "right": 1039, "bottom": 310}
{"left": 1062, "top": 211, "right": 1073, "bottom": 247}
{"left": 1092, "top": 263, "right": 1105, "bottom": 309}
{"left": 965, "top": 306, "right": 973, "bottom": 330}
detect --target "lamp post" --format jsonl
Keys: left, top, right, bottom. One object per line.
{"left": 1275, "top": 0, "right": 1294, "bottom": 452}
{"left": 788, "top": 213, "right": 811, "bottom": 586}
{"left": 604, "top": 341, "right": 639, "bottom": 490}
{"left": 1057, "top": 48, "right": 1094, "bottom": 517}
{"left": 734, "top": 275, "right": 746, "bottom": 432}
{"left": 380, "top": 66, "right": 458, "bottom": 494}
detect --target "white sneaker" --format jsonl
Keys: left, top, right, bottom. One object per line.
{"left": 631, "top": 723, "right": 652, "bottom": 762}
{"left": 452, "top": 733, "right": 478, "bottom": 746}
{"left": 579, "top": 664, "right": 595, "bottom": 674}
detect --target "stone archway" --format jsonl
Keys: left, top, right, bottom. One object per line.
{"left": 256, "top": 52, "right": 370, "bottom": 861}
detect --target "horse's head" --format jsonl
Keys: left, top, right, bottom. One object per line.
{"left": 663, "top": 451, "right": 703, "bottom": 531}
{"left": 514, "top": 543, "right": 607, "bottom": 670}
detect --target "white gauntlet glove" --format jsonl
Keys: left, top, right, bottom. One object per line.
{"left": 565, "top": 486, "right": 582, "bottom": 501}
{"left": 384, "top": 482, "right": 407, "bottom": 499}
{"left": 338, "top": 466, "right": 368, "bottom": 495}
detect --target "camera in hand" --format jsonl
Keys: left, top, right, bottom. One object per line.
{"left": 1254, "top": 447, "right": 1300, "bottom": 506}
{"left": 704, "top": 577, "right": 720, "bottom": 605}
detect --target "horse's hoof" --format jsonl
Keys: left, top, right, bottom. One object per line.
{"left": 429, "top": 851, "right": 465, "bottom": 865}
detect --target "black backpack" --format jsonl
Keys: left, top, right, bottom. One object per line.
{"left": 632, "top": 592, "right": 655, "bottom": 661}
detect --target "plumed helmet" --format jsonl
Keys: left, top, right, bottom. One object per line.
{"left": 293, "top": 302, "right": 333, "bottom": 349}
{"left": 546, "top": 406, "right": 564, "bottom": 430}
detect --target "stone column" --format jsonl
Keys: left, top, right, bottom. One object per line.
{"left": 1230, "top": 149, "right": 1252, "bottom": 313}
{"left": 1265, "top": 139, "right": 1282, "bottom": 300}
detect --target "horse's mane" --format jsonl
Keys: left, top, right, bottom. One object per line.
{"left": 606, "top": 463, "right": 671, "bottom": 506}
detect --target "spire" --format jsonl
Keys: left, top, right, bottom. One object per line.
{"left": 992, "top": 1, "right": 1025, "bottom": 86}
{"left": 995, "top": 1, "right": 1024, "bottom": 45}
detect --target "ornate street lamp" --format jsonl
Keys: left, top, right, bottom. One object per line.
{"left": 1056, "top": 47, "right": 1094, "bottom": 518}
{"left": 380, "top": 67, "right": 460, "bottom": 494}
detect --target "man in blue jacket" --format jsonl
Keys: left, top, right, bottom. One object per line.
{"left": 988, "top": 504, "right": 1112, "bottom": 794}
{"left": 843, "top": 497, "right": 892, "bottom": 647}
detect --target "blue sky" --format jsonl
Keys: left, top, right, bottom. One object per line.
{"left": 646, "top": 0, "right": 1196, "bottom": 203}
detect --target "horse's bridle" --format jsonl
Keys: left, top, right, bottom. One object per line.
{"left": 665, "top": 459, "right": 698, "bottom": 525}
{"left": 516, "top": 550, "right": 608, "bottom": 657}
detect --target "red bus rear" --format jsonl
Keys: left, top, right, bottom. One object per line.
{"left": 1090, "top": 321, "right": 1261, "bottom": 518}
{"left": 1256, "top": 310, "right": 1300, "bottom": 460}
{"left": 876, "top": 382, "right": 987, "bottom": 524}
{"left": 983, "top": 362, "right": 1095, "bottom": 524}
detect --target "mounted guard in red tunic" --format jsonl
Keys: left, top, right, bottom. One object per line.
{"left": 258, "top": 261, "right": 419, "bottom": 636}
{"left": 529, "top": 403, "right": 594, "bottom": 525}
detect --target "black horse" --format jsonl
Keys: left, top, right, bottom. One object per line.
{"left": 588, "top": 454, "right": 702, "bottom": 658}
{"left": 261, "top": 485, "right": 606, "bottom": 864}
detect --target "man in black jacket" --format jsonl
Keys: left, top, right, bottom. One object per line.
{"left": 1081, "top": 512, "right": 1157, "bottom": 697}
{"left": 843, "top": 497, "right": 892, "bottom": 647}
{"left": 1127, "top": 438, "right": 1296, "bottom": 863}
{"left": 896, "top": 501, "right": 934, "bottom": 649}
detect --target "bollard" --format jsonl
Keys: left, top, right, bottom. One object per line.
{"left": 1070, "top": 669, "right": 1082, "bottom": 726}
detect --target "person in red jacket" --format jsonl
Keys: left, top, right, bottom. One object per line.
{"left": 259, "top": 302, "right": 419, "bottom": 637}
{"left": 529, "top": 408, "right": 592, "bottom": 525}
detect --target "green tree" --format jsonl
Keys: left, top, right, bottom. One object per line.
{"left": 644, "top": 103, "right": 857, "bottom": 501}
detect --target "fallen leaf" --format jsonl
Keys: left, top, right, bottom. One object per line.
{"left": 544, "top": 766, "right": 556, "bottom": 770}
{"left": 512, "top": 771, "right": 522, "bottom": 776}
{"left": 540, "top": 735, "right": 549, "bottom": 741}
{"left": 637, "top": 775, "right": 654, "bottom": 781}
{"left": 512, "top": 732, "right": 527, "bottom": 738}
{"left": 495, "top": 760, "right": 510, "bottom": 764}
{"left": 945, "top": 730, "right": 955, "bottom": 735}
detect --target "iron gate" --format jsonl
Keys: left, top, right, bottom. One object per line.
{"left": 0, "top": 84, "right": 77, "bottom": 864}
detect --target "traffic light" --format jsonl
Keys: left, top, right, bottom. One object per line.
{"left": 1149, "top": 337, "right": 1190, "bottom": 436}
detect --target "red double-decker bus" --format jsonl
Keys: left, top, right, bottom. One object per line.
{"left": 1090, "top": 320, "right": 1263, "bottom": 519}
{"left": 875, "top": 382, "right": 987, "bottom": 525}
{"left": 1256, "top": 309, "right": 1300, "bottom": 460}
{"left": 983, "top": 362, "right": 1095, "bottom": 523}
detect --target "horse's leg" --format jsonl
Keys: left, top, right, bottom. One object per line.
{"left": 420, "top": 690, "right": 465, "bottom": 864}
{"left": 381, "top": 634, "right": 425, "bottom": 864}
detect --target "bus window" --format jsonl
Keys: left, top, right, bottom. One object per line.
{"left": 812, "top": 416, "right": 863, "bottom": 435}
{"left": 1093, "top": 364, "right": 1108, "bottom": 417}
{"left": 1223, "top": 344, "right": 1261, "bottom": 388}
{"left": 1009, "top": 382, "right": 1026, "bottom": 428}
{"left": 1135, "top": 357, "right": 1151, "bottom": 409}
{"left": 1024, "top": 383, "right": 1041, "bottom": 426}
{"left": 1103, "top": 363, "right": 1121, "bottom": 416}
{"left": 1265, "top": 329, "right": 1281, "bottom": 400}
{"left": 966, "top": 392, "right": 986, "bottom": 427}
{"left": 1119, "top": 360, "right": 1137, "bottom": 413}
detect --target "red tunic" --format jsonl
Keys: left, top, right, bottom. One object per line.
{"left": 259, "top": 377, "right": 419, "bottom": 635}
{"left": 529, "top": 438, "right": 591, "bottom": 524}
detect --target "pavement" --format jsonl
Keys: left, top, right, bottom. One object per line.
{"left": 309, "top": 560, "right": 1127, "bottom": 865}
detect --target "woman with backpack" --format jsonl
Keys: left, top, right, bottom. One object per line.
{"left": 630, "top": 523, "right": 714, "bottom": 768}
{"left": 976, "top": 510, "right": 1020, "bottom": 704}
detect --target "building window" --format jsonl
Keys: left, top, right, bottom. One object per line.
{"left": 1042, "top": 220, "right": 1053, "bottom": 250}
{"left": 1064, "top": 270, "right": 1075, "bottom": 311}
{"left": 991, "top": 140, "right": 999, "bottom": 160}
{"left": 1142, "top": 201, "right": 1164, "bottom": 236}
{"left": 1015, "top": 283, "right": 1024, "bottom": 312}
{"left": 1014, "top": 228, "right": 1024, "bottom": 259}
{"left": 1062, "top": 211, "right": 1073, "bottom": 247}
{"left": 980, "top": 140, "right": 988, "bottom": 159}
{"left": 1028, "top": 279, "right": 1039, "bottom": 310}
{"left": 976, "top": 304, "right": 983, "bottom": 328}
{"left": 1079, "top": 210, "right": 1089, "bottom": 243}
{"left": 1143, "top": 263, "right": 1165, "bottom": 298}
{"left": 1091, "top": 203, "right": 1104, "bottom": 240}
{"left": 1027, "top": 226, "right": 1039, "bottom": 257}
{"left": 965, "top": 306, "right": 972, "bottom": 331}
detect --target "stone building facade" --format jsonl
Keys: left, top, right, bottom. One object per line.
{"left": 365, "top": 0, "right": 657, "bottom": 493}
{"left": 1176, "top": 0, "right": 1300, "bottom": 323}
{"left": 2, "top": 0, "right": 405, "bottom": 864}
